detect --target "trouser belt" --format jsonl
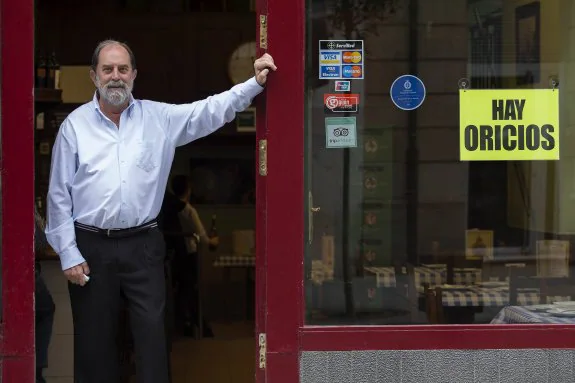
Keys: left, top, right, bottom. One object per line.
{"left": 75, "top": 219, "right": 158, "bottom": 238}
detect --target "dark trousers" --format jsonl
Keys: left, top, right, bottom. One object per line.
{"left": 35, "top": 265, "right": 55, "bottom": 383}
{"left": 173, "top": 251, "right": 199, "bottom": 323}
{"left": 70, "top": 226, "right": 169, "bottom": 383}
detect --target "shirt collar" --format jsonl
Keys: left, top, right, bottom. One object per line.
{"left": 92, "top": 90, "right": 136, "bottom": 119}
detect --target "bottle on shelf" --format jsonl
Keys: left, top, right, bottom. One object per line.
{"left": 35, "top": 53, "right": 47, "bottom": 88}
{"left": 208, "top": 214, "right": 218, "bottom": 252}
{"left": 47, "top": 50, "right": 60, "bottom": 89}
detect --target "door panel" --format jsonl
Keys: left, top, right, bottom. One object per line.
{"left": 256, "top": 0, "right": 305, "bottom": 381}
{"left": 1, "top": 0, "right": 36, "bottom": 381}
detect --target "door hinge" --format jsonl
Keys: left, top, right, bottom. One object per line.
{"left": 259, "top": 15, "right": 268, "bottom": 49}
{"left": 258, "top": 333, "right": 267, "bottom": 369}
{"left": 259, "top": 139, "right": 268, "bottom": 176}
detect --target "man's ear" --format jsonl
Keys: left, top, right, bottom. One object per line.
{"left": 132, "top": 69, "right": 138, "bottom": 81}
{"left": 89, "top": 70, "right": 97, "bottom": 87}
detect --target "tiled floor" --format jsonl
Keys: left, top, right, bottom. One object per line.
{"left": 45, "top": 322, "right": 255, "bottom": 383}
{"left": 170, "top": 322, "right": 255, "bottom": 383}
{"left": 41, "top": 261, "right": 256, "bottom": 383}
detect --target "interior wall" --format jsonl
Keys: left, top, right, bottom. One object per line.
{"left": 35, "top": 8, "right": 256, "bottom": 104}
{"left": 502, "top": 0, "right": 562, "bottom": 233}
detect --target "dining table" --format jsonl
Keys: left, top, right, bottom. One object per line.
{"left": 491, "top": 304, "right": 575, "bottom": 324}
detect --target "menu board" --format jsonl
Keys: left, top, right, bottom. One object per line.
{"left": 536, "top": 240, "right": 570, "bottom": 278}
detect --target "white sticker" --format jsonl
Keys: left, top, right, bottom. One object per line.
{"left": 325, "top": 117, "right": 357, "bottom": 148}
{"left": 319, "top": 40, "right": 364, "bottom": 80}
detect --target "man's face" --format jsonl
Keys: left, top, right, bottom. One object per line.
{"left": 90, "top": 44, "right": 137, "bottom": 107}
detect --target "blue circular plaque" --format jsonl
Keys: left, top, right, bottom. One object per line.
{"left": 390, "top": 75, "right": 426, "bottom": 111}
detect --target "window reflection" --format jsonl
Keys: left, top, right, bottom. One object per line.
{"left": 305, "top": 0, "right": 575, "bottom": 325}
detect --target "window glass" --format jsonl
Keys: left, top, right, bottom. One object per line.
{"left": 304, "top": 0, "right": 575, "bottom": 326}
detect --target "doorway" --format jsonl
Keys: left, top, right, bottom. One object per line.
{"left": 33, "top": 1, "right": 259, "bottom": 382}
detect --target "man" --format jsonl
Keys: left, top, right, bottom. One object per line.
{"left": 34, "top": 206, "right": 55, "bottom": 383}
{"left": 170, "top": 175, "right": 216, "bottom": 337}
{"left": 45, "top": 39, "right": 276, "bottom": 383}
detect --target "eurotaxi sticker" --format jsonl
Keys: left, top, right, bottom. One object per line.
{"left": 319, "top": 40, "right": 364, "bottom": 80}
{"left": 325, "top": 117, "right": 357, "bottom": 148}
{"left": 459, "top": 89, "right": 559, "bottom": 161}
{"left": 335, "top": 80, "right": 351, "bottom": 92}
{"left": 324, "top": 94, "right": 359, "bottom": 113}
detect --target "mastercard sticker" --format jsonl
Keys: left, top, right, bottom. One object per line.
{"left": 342, "top": 51, "right": 362, "bottom": 64}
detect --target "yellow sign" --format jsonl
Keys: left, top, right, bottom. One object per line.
{"left": 459, "top": 89, "right": 559, "bottom": 161}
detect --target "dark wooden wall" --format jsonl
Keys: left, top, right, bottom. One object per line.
{"left": 35, "top": 2, "right": 256, "bottom": 110}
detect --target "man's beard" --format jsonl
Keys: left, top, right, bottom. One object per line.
{"left": 96, "top": 77, "right": 133, "bottom": 106}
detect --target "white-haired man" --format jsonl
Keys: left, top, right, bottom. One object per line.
{"left": 45, "top": 39, "right": 276, "bottom": 383}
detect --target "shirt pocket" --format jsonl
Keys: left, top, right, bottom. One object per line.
{"left": 135, "top": 140, "right": 158, "bottom": 172}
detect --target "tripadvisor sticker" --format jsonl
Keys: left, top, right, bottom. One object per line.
{"left": 459, "top": 89, "right": 559, "bottom": 161}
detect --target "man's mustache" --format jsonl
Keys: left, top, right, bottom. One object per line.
{"left": 104, "top": 81, "right": 127, "bottom": 89}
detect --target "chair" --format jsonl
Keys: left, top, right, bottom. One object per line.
{"left": 393, "top": 263, "right": 418, "bottom": 322}
{"left": 424, "top": 284, "right": 445, "bottom": 324}
{"left": 539, "top": 277, "right": 575, "bottom": 303}
{"left": 509, "top": 266, "right": 575, "bottom": 305}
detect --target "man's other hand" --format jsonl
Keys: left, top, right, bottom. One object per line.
{"left": 64, "top": 262, "right": 90, "bottom": 286}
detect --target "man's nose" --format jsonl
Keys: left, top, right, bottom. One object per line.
{"left": 111, "top": 68, "right": 121, "bottom": 80}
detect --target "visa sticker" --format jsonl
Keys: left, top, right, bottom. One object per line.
{"left": 320, "top": 66, "right": 341, "bottom": 78}
{"left": 320, "top": 51, "right": 341, "bottom": 64}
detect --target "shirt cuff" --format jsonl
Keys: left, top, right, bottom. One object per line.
{"left": 245, "top": 76, "right": 266, "bottom": 96}
{"left": 59, "top": 246, "right": 86, "bottom": 271}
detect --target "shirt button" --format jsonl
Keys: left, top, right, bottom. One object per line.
{"left": 122, "top": 180, "right": 126, "bottom": 183}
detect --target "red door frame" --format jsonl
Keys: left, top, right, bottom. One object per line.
{"left": 260, "top": 1, "right": 575, "bottom": 382}
{"left": 255, "top": 0, "right": 305, "bottom": 380}
{"left": 0, "top": 0, "right": 36, "bottom": 381}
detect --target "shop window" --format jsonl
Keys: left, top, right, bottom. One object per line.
{"left": 304, "top": 0, "right": 575, "bottom": 326}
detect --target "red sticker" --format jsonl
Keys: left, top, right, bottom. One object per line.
{"left": 323, "top": 94, "right": 360, "bottom": 112}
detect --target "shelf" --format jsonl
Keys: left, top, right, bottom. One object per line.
{"left": 34, "top": 88, "right": 62, "bottom": 104}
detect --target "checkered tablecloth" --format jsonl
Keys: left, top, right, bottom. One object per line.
{"left": 491, "top": 305, "right": 575, "bottom": 324}
{"left": 363, "top": 266, "right": 482, "bottom": 289}
{"left": 439, "top": 287, "right": 539, "bottom": 307}
{"left": 213, "top": 256, "right": 255, "bottom": 267}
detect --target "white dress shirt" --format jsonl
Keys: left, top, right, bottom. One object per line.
{"left": 178, "top": 202, "right": 209, "bottom": 254}
{"left": 46, "top": 77, "right": 263, "bottom": 270}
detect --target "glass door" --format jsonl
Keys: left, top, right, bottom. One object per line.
{"left": 296, "top": 0, "right": 575, "bottom": 381}
{"left": 258, "top": 0, "right": 575, "bottom": 381}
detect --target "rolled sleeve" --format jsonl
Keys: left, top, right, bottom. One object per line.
{"left": 165, "top": 76, "right": 265, "bottom": 147}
